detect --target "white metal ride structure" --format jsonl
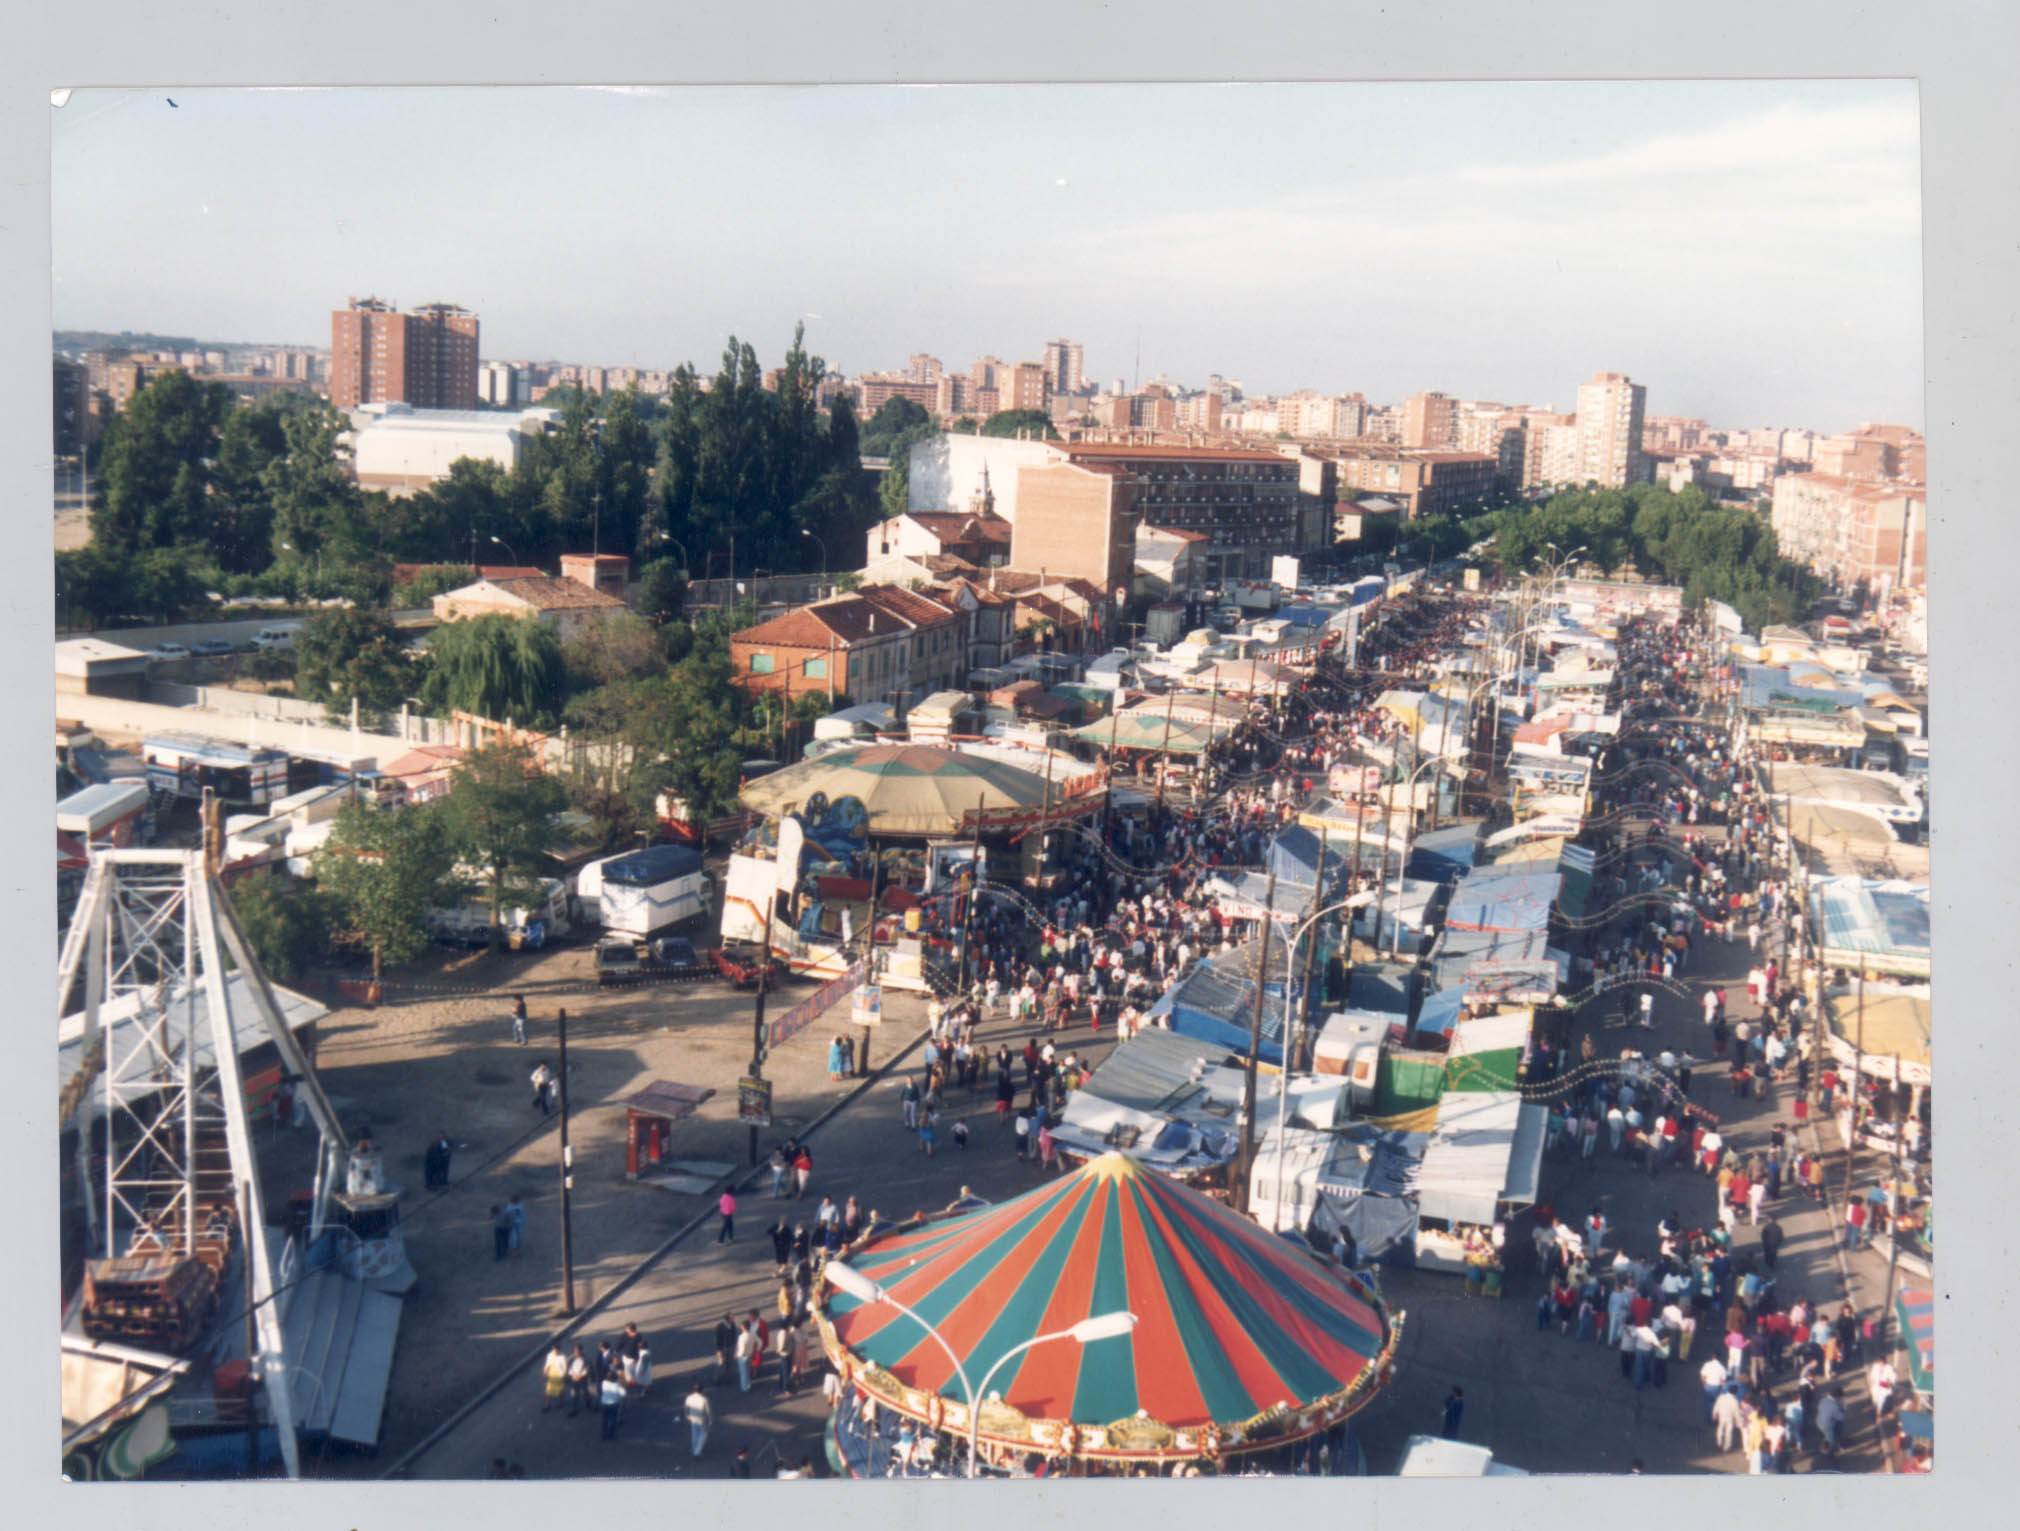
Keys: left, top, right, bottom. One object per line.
{"left": 58, "top": 849, "right": 352, "bottom": 1481}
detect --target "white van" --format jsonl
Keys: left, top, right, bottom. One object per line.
{"left": 252, "top": 624, "right": 303, "bottom": 652}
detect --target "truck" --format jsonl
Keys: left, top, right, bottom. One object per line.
{"left": 598, "top": 843, "right": 710, "bottom": 939}
{"left": 428, "top": 876, "right": 573, "bottom": 949}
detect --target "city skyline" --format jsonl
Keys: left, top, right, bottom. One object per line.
{"left": 53, "top": 81, "right": 1922, "bottom": 432}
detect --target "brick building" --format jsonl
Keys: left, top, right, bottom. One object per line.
{"left": 1769, "top": 473, "right": 1927, "bottom": 594}
{"left": 1573, "top": 370, "right": 1647, "bottom": 487}
{"left": 1402, "top": 391, "right": 1459, "bottom": 449}
{"left": 729, "top": 586, "right": 966, "bottom": 706}
{"left": 1008, "top": 459, "right": 1138, "bottom": 598}
{"left": 330, "top": 297, "right": 479, "bottom": 411}
{"left": 1311, "top": 444, "right": 1501, "bottom": 520}
{"left": 1057, "top": 442, "right": 1298, "bottom": 584}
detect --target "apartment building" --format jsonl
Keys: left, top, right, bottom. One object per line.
{"left": 1402, "top": 391, "right": 1460, "bottom": 449}
{"left": 1314, "top": 444, "right": 1500, "bottom": 521}
{"left": 330, "top": 298, "right": 480, "bottom": 411}
{"left": 1008, "top": 459, "right": 1138, "bottom": 597}
{"left": 1770, "top": 473, "right": 1927, "bottom": 593}
{"left": 1042, "top": 339, "right": 1085, "bottom": 397}
{"left": 1572, "top": 370, "right": 1647, "bottom": 487}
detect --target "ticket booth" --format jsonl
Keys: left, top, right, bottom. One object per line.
{"left": 622, "top": 1080, "right": 716, "bottom": 1178}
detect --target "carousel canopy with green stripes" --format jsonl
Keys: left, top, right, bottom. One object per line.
{"left": 824, "top": 1151, "right": 1390, "bottom": 1433}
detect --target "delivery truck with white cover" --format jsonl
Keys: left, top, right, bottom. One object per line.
{"left": 599, "top": 844, "right": 709, "bottom": 938}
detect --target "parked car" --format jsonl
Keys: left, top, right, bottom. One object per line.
{"left": 596, "top": 933, "right": 710, "bottom": 987}
{"left": 145, "top": 642, "right": 191, "bottom": 663}
{"left": 189, "top": 638, "right": 236, "bottom": 658}
{"left": 251, "top": 624, "right": 302, "bottom": 652}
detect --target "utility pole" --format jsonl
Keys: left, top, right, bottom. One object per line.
{"left": 1154, "top": 683, "right": 1177, "bottom": 810}
{"left": 557, "top": 1005, "right": 576, "bottom": 1313}
{"left": 859, "top": 847, "right": 881, "bottom": 1078}
{"left": 1235, "top": 857, "right": 1279, "bottom": 1216}
{"left": 1843, "top": 970, "right": 1864, "bottom": 1219}
{"left": 750, "top": 885, "right": 777, "bottom": 1167}
{"left": 959, "top": 791, "right": 985, "bottom": 999}
{"left": 1299, "top": 829, "right": 1330, "bottom": 1055}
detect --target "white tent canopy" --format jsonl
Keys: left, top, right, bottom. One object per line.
{"left": 1415, "top": 1090, "right": 1548, "bottom": 1225}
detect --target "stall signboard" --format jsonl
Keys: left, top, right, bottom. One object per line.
{"left": 853, "top": 986, "right": 883, "bottom": 1027}
{"left": 737, "top": 1076, "right": 773, "bottom": 1127}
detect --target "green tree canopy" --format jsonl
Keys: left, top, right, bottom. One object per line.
{"left": 314, "top": 801, "right": 461, "bottom": 978}
{"left": 293, "top": 606, "right": 415, "bottom": 716}
{"left": 635, "top": 557, "right": 689, "bottom": 623}
{"left": 92, "top": 369, "right": 233, "bottom": 554}
{"left": 980, "top": 409, "right": 1058, "bottom": 441}
{"left": 438, "top": 739, "right": 568, "bottom": 948}
{"left": 419, "top": 614, "right": 567, "bottom": 729}
{"left": 227, "top": 870, "right": 335, "bottom": 982}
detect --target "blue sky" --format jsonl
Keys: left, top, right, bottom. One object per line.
{"left": 52, "top": 80, "right": 1922, "bottom": 431}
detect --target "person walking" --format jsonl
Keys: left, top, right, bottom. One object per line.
{"left": 511, "top": 994, "right": 528, "bottom": 1046}
{"left": 685, "top": 1380, "right": 714, "bottom": 1456}
{"left": 566, "top": 1344, "right": 592, "bottom": 1418}
{"left": 542, "top": 1344, "right": 568, "bottom": 1413}
{"left": 714, "top": 1314, "right": 738, "bottom": 1385}
{"left": 1712, "top": 1384, "right": 1744, "bottom": 1451}
{"left": 506, "top": 1194, "right": 525, "bottom": 1253}
{"left": 424, "top": 1130, "right": 453, "bottom": 1190}
{"left": 716, "top": 1188, "right": 737, "bottom": 1244}
{"left": 919, "top": 1106, "right": 938, "bottom": 1156}
{"left": 901, "top": 1076, "right": 921, "bottom": 1132}
{"left": 530, "top": 1061, "right": 554, "bottom": 1116}
{"left": 770, "top": 1217, "right": 794, "bottom": 1275}
{"left": 1439, "top": 1386, "right": 1464, "bottom": 1439}
{"left": 1759, "top": 1216, "right": 1784, "bottom": 1271}
{"left": 599, "top": 1366, "right": 626, "bottom": 1439}
{"left": 792, "top": 1145, "right": 813, "bottom": 1200}
{"left": 735, "top": 1317, "right": 757, "bottom": 1391}
{"left": 490, "top": 1204, "right": 512, "bottom": 1261}
{"left": 768, "top": 1144, "right": 789, "bottom": 1198}
{"left": 1816, "top": 1386, "right": 1845, "bottom": 1458}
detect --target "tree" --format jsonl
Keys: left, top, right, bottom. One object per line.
{"left": 438, "top": 739, "right": 568, "bottom": 950}
{"left": 635, "top": 557, "right": 689, "bottom": 623}
{"left": 227, "top": 871, "right": 334, "bottom": 982}
{"left": 293, "top": 606, "right": 415, "bottom": 716}
{"left": 267, "top": 399, "right": 371, "bottom": 570}
{"left": 92, "top": 370, "right": 232, "bottom": 554}
{"left": 980, "top": 409, "right": 1057, "bottom": 441}
{"left": 561, "top": 611, "right": 665, "bottom": 696}
{"left": 622, "top": 646, "right": 745, "bottom": 822}
{"left": 314, "top": 802, "right": 460, "bottom": 978}
{"left": 861, "top": 394, "right": 932, "bottom": 454}
{"left": 396, "top": 563, "right": 478, "bottom": 604}
{"left": 420, "top": 614, "right": 568, "bottom": 728}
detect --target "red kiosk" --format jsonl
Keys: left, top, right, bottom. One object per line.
{"left": 622, "top": 1080, "right": 716, "bottom": 1177}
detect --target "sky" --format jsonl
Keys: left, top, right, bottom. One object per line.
{"left": 51, "top": 80, "right": 1923, "bottom": 432}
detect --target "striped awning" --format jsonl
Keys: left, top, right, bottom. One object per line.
{"left": 1895, "top": 1287, "right": 1934, "bottom": 1396}
{"left": 818, "top": 1151, "right": 1395, "bottom": 1460}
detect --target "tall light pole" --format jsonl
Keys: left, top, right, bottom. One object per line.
{"left": 488, "top": 533, "right": 523, "bottom": 571}
{"left": 967, "top": 1312, "right": 1136, "bottom": 1476}
{"left": 801, "top": 526, "right": 828, "bottom": 587}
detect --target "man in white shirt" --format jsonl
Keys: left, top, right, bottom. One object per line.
{"left": 685, "top": 1383, "right": 713, "bottom": 1455}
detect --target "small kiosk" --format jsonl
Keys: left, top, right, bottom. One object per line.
{"left": 622, "top": 1081, "right": 716, "bottom": 1178}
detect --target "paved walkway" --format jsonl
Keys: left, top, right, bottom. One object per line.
{"left": 388, "top": 998, "right": 1126, "bottom": 1479}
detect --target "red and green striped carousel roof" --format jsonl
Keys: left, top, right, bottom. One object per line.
{"left": 824, "top": 1152, "right": 1391, "bottom": 1435}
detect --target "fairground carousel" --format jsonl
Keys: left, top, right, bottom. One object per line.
{"left": 817, "top": 1151, "right": 1400, "bottom": 1477}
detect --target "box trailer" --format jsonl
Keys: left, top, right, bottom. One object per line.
{"left": 599, "top": 844, "right": 709, "bottom": 938}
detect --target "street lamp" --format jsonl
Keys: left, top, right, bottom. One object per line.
{"left": 967, "top": 1311, "right": 1137, "bottom": 1477}
{"left": 801, "top": 526, "right": 828, "bottom": 584}
{"left": 488, "top": 534, "right": 523, "bottom": 571}
{"left": 826, "top": 1259, "right": 1137, "bottom": 1477}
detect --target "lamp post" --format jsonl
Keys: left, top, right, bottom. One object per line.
{"left": 829, "top": 1255, "right": 1137, "bottom": 1478}
{"left": 800, "top": 526, "right": 828, "bottom": 587}
{"left": 1384, "top": 753, "right": 1446, "bottom": 958}
{"left": 488, "top": 533, "right": 523, "bottom": 571}
{"left": 823, "top": 1260, "right": 978, "bottom": 1470}
{"left": 967, "top": 1311, "right": 1137, "bottom": 1476}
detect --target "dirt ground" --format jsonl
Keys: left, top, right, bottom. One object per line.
{"left": 257, "top": 934, "right": 915, "bottom": 1473}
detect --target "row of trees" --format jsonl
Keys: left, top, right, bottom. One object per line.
{"left": 1482, "top": 483, "right": 1820, "bottom": 632}
{"left": 63, "top": 326, "right": 881, "bottom": 626}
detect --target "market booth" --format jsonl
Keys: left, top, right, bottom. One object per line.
{"left": 819, "top": 1151, "right": 1396, "bottom": 1476}
{"left": 621, "top": 1080, "right": 715, "bottom": 1178}
{"left": 1412, "top": 1090, "right": 1548, "bottom": 1274}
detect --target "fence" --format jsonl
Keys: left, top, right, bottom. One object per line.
{"left": 767, "top": 960, "right": 866, "bottom": 1052}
